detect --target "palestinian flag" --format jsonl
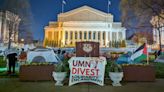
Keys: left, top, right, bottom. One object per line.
{"left": 131, "top": 43, "right": 147, "bottom": 62}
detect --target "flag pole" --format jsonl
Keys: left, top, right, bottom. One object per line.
{"left": 108, "top": 0, "right": 109, "bottom": 14}
{"left": 62, "top": 1, "right": 64, "bottom": 13}
{"left": 106, "top": 0, "right": 111, "bottom": 28}
{"left": 107, "top": 0, "right": 111, "bottom": 22}
{"left": 146, "top": 39, "right": 149, "bottom": 64}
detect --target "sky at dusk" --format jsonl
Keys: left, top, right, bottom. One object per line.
{"left": 0, "top": 0, "right": 121, "bottom": 40}
{"left": 29, "top": 0, "right": 121, "bottom": 40}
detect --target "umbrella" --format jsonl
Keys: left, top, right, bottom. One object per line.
{"left": 5, "top": 48, "right": 18, "bottom": 56}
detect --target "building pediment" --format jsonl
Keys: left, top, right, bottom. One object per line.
{"left": 58, "top": 6, "right": 113, "bottom": 22}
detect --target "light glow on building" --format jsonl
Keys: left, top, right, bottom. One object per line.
{"left": 43, "top": 6, "right": 126, "bottom": 47}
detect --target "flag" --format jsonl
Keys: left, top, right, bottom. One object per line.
{"left": 62, "top": 0, "right": 66, "bottom": 5}
{"left": 108, "top": 0, "right": 111, "bottom": 6}
{"left": 131, "top": 43, "right": 147, "bottom": 62}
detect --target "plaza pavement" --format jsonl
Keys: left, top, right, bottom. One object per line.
{"left": 0, "top": 78, "right": 164, "bottom": 92}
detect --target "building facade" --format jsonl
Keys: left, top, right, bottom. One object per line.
{"left": 43, "top": 6, "right": 126, "bottom": 47}
{"left": 150, "top": 12, "right": 164, "bottom": 49}
{"left": 0, "top": 11, "right": 21, "bottom": 46}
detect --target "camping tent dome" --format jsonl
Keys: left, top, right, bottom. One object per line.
{"left": 27, "top": 48, "right": 61, "bottom": 64}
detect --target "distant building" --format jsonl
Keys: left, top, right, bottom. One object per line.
{"left": 0, "top": 11, "right": 21, "bottom": 46}
{"left": 43, "top": 6, "right": 126, "bottom": 47}
{"left": 150, "top": 12, "right": 164, "bottom": 49}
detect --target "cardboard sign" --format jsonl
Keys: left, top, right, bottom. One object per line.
{"left": 76, "top": 42, "right": 99, "bottom": 57}
{"left": 68, "top": 57, "right": 106, "bottom": 86}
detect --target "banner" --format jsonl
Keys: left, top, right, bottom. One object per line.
{"left": 68, "top": 57, "right": 106, "bottom": 86}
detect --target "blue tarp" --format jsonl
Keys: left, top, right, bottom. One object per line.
{"left": 116, "top": 53, "right": 132, "bottom": 64}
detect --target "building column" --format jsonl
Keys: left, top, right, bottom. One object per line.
{"left": 91, "top": 31, "right": 93, "bottom": 41}
{"left": 73, "top": 31, "right": 75, "bottom": 45}
{"left": 77, "top": 31, "right": 79, "bottom": 41}
{"left": 82, "top": 31, "right": 84, "bottom": 41}
{"left": 105, "top": 31, "right": 108, "bottom": 47}
{"left": 110, "top": 32, "right": 113, "bottom": 41}
{"left": 67, "top": 31, "right": 70, "bottom": 45}
{"left": 100, "top": 31, "right": 103, "bottom": 47}
{"left": 96, "top": 31, "right": 98, "bottom": 42}
{"left": 108, "top": 32, "right": 110, "bottom": 47}
{"left": 86, "top": 31, "right": 88, "bottom": 41}
{"left": 62, "top": 30, "right": 65, "bottom": 47}
{"left": 116, "top": 32, "right": 119, "bottom": 41}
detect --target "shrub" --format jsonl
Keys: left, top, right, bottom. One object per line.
{"left": 109, "top": 62, "right": 123, "bottom": 72}
{"left": 0, "top": 56, "right": 6, "bottom": 68}
{"left": 55, "top": 59, "right": 69, "bottom": 72}
{"left": 154, "top": 62, "right": 164, "bottom": 78}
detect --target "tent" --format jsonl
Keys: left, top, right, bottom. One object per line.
{"left": 0, "top": 46, "right": 7, "bottom": 56}
{"left": 27, "top": 48, "right": 61, "bottom": 64}
{"left": 116, "top": 52, "right": 132, "bottom": 64}
{"left": 155, "top": 55, "right": 164, "bottom": 63}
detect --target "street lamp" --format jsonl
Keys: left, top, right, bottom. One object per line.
{"left": 21, "top": 38, "right": 24, "bottom": 43}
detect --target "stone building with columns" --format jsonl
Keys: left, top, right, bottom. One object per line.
{"left": 43, "top": 6, "right": 126, "bottom": 47}
{"left": 150, "top": 11, "right": 164, "bottom": 50}
{"left": 0, "top": 10, "right": 21, "bottom": 46}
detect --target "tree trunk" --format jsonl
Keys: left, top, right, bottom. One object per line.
{"left": 158, "top": 16, "right": 162, "bottom": 55}
{"left": 158, "top": 29, "right": 162, "bottom": 54}
{"left": 8, "top": 21, "right": 14, "bottom": 49}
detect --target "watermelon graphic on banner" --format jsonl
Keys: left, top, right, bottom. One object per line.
{"left": 131, "top": 43, "right": 147, "bottom": 63}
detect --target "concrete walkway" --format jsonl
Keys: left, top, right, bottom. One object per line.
{"left": 0, "top": 78, "right": 164, "bottom": 92}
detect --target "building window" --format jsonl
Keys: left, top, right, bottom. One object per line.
{"left": 65, "top": 31, "right": 68, "bottom": 39}
{"left": 84, "top": 31, "right": 87, "bottom": 39}
{"left": 89, "top": 31, "right": 91, "bottom": 39}
{"left": 98, "top": 32, "right": 100, "bottom": 40}
{"left": 93, "top": 32, "right": 96, "bottom": 39}
{"left": 75, "top": 32, "right": 77, "bottom": 39}
{"left": 80, "top": 32, "right": 82, "bottom": 39}
{"left": 70, "top": 31, "right": 73, "bottom": 40}
{"left": 103, "top": 32, "right": 105, "bottom": 40}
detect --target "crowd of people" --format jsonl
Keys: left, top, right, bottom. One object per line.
{"left": 53, "top": 49, "right": 76, "bottom": 61}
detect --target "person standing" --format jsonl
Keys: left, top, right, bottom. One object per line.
{"left": 18, "top": 48, "right": 27, "bottom": 65}
{"left": 7, "top": 52, "right": 18, "bottom": 74}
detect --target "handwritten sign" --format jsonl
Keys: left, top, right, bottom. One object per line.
{"left": 68, "top": 57, "right": 106, "bottom": 86}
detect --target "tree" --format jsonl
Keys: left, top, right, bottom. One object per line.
{"left": 120, "top": 0, "right": 164, "bottom": 54}
{"left": 2, "top": 0, "right": 34, "bottom": 44}
{"left": 131, "top": 31, "right": 153, "bottom": 45}
{"left": 150, "top": 12, "right": 164, "bottom": 51}
{"left": 7, "top": 13, "right": 21, "bottom": 49}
